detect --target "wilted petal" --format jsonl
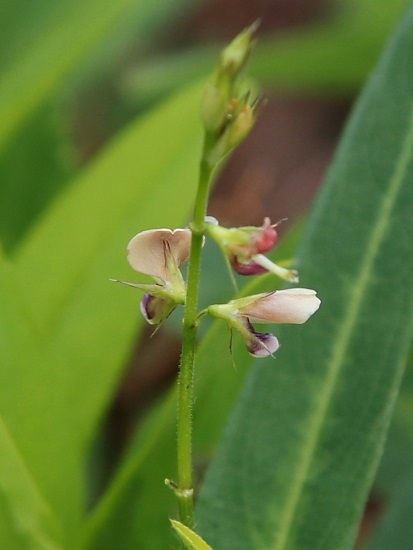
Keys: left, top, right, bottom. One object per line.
{"left": 239, "top": 288, "right": 321, "bottom": 324}
{"left": 140, "top": 293, "right": 176, "bottom": 325}
{"left": 127, "top": 228, "right": 191, "bottom": 281}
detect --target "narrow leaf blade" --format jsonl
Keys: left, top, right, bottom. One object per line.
{"left": 196, "top": 4, "right": 413, "bottom": 549}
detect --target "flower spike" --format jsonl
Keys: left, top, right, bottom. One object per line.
{"left": 207, "top": 288, "right": 321, "bottom": 357}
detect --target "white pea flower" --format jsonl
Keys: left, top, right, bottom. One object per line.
{"left": 112, "top": 228, "right": 191, "bottom": 325}
{"left": 207, "top": 288, "right": 321, "bottom": 357}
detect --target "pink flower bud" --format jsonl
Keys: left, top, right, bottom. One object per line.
{"left": 206, "top": 217, "right": 297, "bottom": 282}
{"left": 253, "top": 219, "right": 278, "bottom": 253}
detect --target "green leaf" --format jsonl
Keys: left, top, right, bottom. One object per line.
{"left": 0, "top": 415, "right": 63, "bottom": 550}
{"left": 0, "top": 0, "right": 202, "bottom": 251}
{"left": 373, "top": 349, "right": 413, "bottom": 494}
{"left": 14, "top": 82, "right": 203, "bottom": 452}
{"left": 367, "top": 351, "right": 413, "bottom": 548}
{"left": 196, "top": 3, "right": 413, "bottom": 549}
{"left": 0, "top": 259, "right": 82, "bottom": 544}
{"left": 0, "top": 101, "right": 73, "bottom": 252}
{"left": 170, "top": 520, "right": 213, "bottom": 550}
{"left": 0, "top": 82, "right": 202, "bottom": 545}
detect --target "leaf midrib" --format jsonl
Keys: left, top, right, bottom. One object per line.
{"left": 273, "top": 103, "right": 413, "bottom": 549}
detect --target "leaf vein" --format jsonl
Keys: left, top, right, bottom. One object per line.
{"left": 273, "top": 101, "right": 413, "bottom": 549}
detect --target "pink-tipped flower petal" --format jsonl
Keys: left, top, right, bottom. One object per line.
{"left": 239, "top": 288, "right": 321, "bottom": 324}
{"left": 207, "top": 288, "right": 320, "bottom": 358}
{"left": 127, "top": 228, "right": 191, "bottom": 281}
{"left": 230, "top": 256, "right": 269, "bottom": 275}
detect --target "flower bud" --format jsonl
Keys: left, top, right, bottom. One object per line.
{"left": 200, "top": 22, "right": 258, "bottom": 134}
{"left": 220, "top": 21, "right": 259, "bottom": 77}
{"left": 205, "top": 217, "right": 298, "bottom": 281}
{"left": 207, "top": 102, "right": 256, "bottom": 165}
{"left": 201, "top": 79, "right": 231, "bottom": 134}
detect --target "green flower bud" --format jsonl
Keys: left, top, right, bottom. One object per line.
{"left": 200, "top": 77, "right": 231, "bottom": 134}
{"left": 200, "top": 21, "right": 258, "bottom": 133}
{"left": 206, "top": 102, "right": 256, "bottom": 165}
{"left": 220, "top": 21, "right": 259, "bottom": 77}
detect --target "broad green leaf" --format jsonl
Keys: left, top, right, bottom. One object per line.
{"left": 196, "top": 4, "right": 413, "bottom": 549}
{"left": 170, "top": 520, "right": 213, "bottom": 550}
{"left": 14, "top": 82, "right": 203, "bottom": 452}
{"left": 0, "top": 415, "right": 62, "bottom": 550}
{"left": 367, "top": 351, "right": 413, "bottom": 548}
{"left": 0, "top": 83, "right": 202, "bottom": 545}
{"left": 0, "top": 0, "right": 203, "bottom": 252}
{"left": 0, "top": 259, "right": 83, "bottom": 543}
{"left": 373, "top": 349, "right": 413, "bottom": 494}
{"left": 0, "top": 101, "right": 73, "bottom": 252}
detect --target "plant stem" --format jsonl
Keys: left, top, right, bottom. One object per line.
{"left": 176, "top": 138, "right": 214, "bottom": 527}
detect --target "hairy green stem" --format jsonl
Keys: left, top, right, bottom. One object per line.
{"left": 176, "top": 138, "right": 215, "bottom": 526}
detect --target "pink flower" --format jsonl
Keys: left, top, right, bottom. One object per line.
{"left": 205, "top": 217, "right": 298, "bottom": 282}
{"left": 112, "top": 228, "right": 191, "bottom": 325}
{"left": 207, "top": 288, "right": 321, "bottom": 357}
